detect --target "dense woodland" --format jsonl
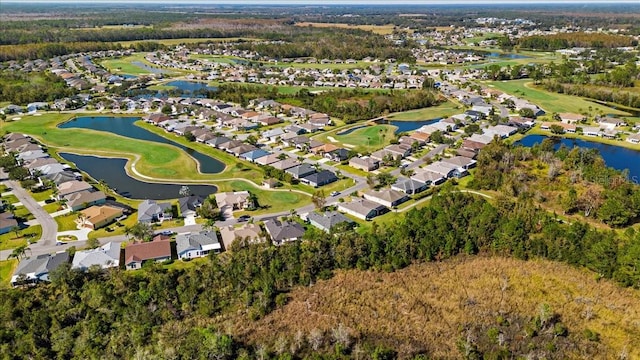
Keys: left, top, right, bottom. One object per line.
{"left": 0, "top": 71, "right": 77, "bottom": 105}
{"left": 213, "top": 84, "right": 440, "bottom": 122}
{"left": 517, "top": 33, "right": 636, "bottom": 51}
{"left": 1, "top": 180, "right": 639, "bottom": 358}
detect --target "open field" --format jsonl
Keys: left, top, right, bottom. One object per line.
{"left": 335, "top": 124, "right": 396, "bottom": 153}
{"left": 387, "top": 100, "right": 461, "bottom": 121}
{"left": 295, "top": 22, "right": 399, "bottom": 35}
{"left": 486, "top": 79, "right": 631, "bottom": 116}
{"left": 0, "top": 259, "right": 17, "bottom": 288}
{"left": 99, "top": 53, "right": 184, "bottom": 76}
{"left": 223, "top": 256, "right": 640, "bottom": 359}
{"left": 209, "top": 80, "right": 394, "bottom": 96}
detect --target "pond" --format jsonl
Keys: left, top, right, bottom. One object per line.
{"left": 390, "top": 118, "right": 442, "bottom": 133}
{"left": 487, "top": 52, "right": 530, "bottom": 59}
{"left": 59, "top": 116, "right": 225, "bottom": 173}
{"left": 336, "top": 125, "right": 368, "bottom": 135}
{"left": 131, "top": 61, "right": 172, "bottom": 74}
{"left": 516, "top": 135, "right": 640, "bottom": 180}
{"left": 59, "top": 153, "right": 217, "bottom": 200}
{"left": 165, "top": 80, "right": 218, "bottom": 94}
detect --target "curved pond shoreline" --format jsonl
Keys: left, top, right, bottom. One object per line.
{"left": 516, "top": 134, "right": 640, "bottom": 180}
{"left": 60, "top": 152, "right": 218, "bottom": 200}
{"left": 58, "top": 116, "right": 225, "bottom": 174}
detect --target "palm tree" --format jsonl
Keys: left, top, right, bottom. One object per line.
{"left": 202, "top": 218, "right": 216, "bottom": 232}
{"left": 11, "top": 225, "right": 21, "bottom": 239}
{"left": 9, "top": 244, "right": 31, "bottom": 260}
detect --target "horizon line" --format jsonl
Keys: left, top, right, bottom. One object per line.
{"left": 4, "top": 0, "right": 640, "bottom": 4}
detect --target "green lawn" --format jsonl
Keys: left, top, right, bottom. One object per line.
{"left": 0, "top": 225, "right": 41, "bottom": 251}
{"left": 13, "top": 206, "right": 34, "bottom": 221}
{"left": 0, "top": 259, "right": 17, "bottom": 288}
{"left": 333, "top": 124, "right": 396, "bottom": 153}
{"left": 1, "top": 194, "right": 19, "bottom": 204}
{"left": 218, "top": 180, "right": 310, "bottom": 215}
{"left": 42, "top": 202, "right": 63, "bottom": 213}
{"left": 29, "top": 188, "right": 54, "bottom": 202}
{"left": 55, "top": 213, "right": 80, "bottom": 232}
{"left": 486, "top": 79, "right": 631, "bottom": 116}
{"left": 99, "top": 53, "right": 182, "bottom": 76}
{"left": 388, "top": 100, "right": 462, "bottom": 121}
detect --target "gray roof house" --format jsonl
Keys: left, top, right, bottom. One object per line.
{"left": 240, "top": 149, "right": 270, "bottom": 162}
{"left": 205, "top": 136, "right": 231, "bottom": 148}
{"left": 11, "top": 252, "right": 70, "bottom": 286}
{"left": 363, "top": 188, "right": 410, "bottom": 208}
{"left": 391, "top": 177, "right": 428, "bottom": 195}
{"left": 138, "top": 199, "right": 173, "bottom": 223}
{"left": 301, "top": 170, "right": 338, "bottom": 187}
{"left": 71, "top": 241, "right": 120, "bottom": 270}
{"left": 176, "top": 230, "right": 222, "bottom": 260}
{"left": 64, "top": 190, "right": 107, "bottom": 211}
{"left": 264, "top": 219, "right": 305, "bottom": 245}
{"left": 270, "top": 158, "right": 301, "bottom": 171}
{"left": 178, "top": 195, "right": 205, "bottom": 218}
{"left": 307, "top": 211, "right": 354, "bottom": 232}
{"left": 337, "top": 198, "right": 388, "bottom": 221}
{"left": 285, "top": 163, "right": 316, "bottom": 179}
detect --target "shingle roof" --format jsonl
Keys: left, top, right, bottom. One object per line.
{"left": 176, "top": 230, "right": 220, "bottom": 255}
{"left": 307, "top": 211, "right": 353, "bottom": 232}
{"left": 264, "top": 219, "right": 305, "bottom": 242}
{"left": 71, "top": 242, "right": 120, "bottom": 270}
{"left": 12, "top": 252, "right": 69, "bottom": 284}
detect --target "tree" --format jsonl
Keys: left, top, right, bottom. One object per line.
{"left": 11, "top": 225, "right": 21, "bottom": 239}
{"left": 376, "top": 172, "right": 396, "bottom": 187}
{"left": 312, "top": 190, "right": 327, "bottom": 209}
{"left": 125, "top": 222, "right": 154, "bottom": 242}
{"left": 519, "top": 108, "right": 535, "bottom": 118}
{"left": 246, "top": 135, "right": 258, "bottom": 145}
{"left": 161, "top": 104, "right": 172, "bottom": 115}
{"left": 550, "top": 124, "right": 565, "bottom": 135}
{"left": 179, "top": 185, "right": 191, "bottom": 197}
{"left": 86, "top": 237, "right": 100, "bottom": 249}
{"left": 8, "top": 166, "right": 30, "bottom": 181}
{"left": 9, "top": 244, "right": 30, "bottom": 260}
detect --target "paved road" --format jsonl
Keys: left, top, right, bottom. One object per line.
{"left": 0, "top": 174, "right": 58, "bottom": 260}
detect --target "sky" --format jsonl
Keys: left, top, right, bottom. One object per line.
{"left": 3, "top": 0, "right": 639, "bottom": 4}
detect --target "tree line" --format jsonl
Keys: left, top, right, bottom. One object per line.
{"left": 517, "top": 32, "right": 636, "bottom": 51}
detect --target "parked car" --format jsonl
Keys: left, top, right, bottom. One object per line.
{"left": 238, "top": 215, "right": 251, "bottom": 222}
{"left": 330, "top": 191, "right": 340, "bottom": 197}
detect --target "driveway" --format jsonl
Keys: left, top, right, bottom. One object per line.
{"left": 184, "top": 215, "right": 196, "bottom": 226}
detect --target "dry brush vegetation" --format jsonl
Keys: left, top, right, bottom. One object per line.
{"left": 222, "top": 256, "right": 640, "bottom": 359}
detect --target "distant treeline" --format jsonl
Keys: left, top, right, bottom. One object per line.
{"left": 518, "top": 32, "right": 636, "bottom": 50}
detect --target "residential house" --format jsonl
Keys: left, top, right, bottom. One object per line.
{"left": 78, "top": 205, "right": 124, "bottom": 229}
{"left": 307, "top": 211, "right": 353, "bottom": 233}
{"left": 219, "top": 223, "right": 265, "bottom": 249}
{"left": 206, "top": 136, "right": 231, "bottom": 148}
{"left": 0, "top": 212, "right": 18, "bottom": 235}
{"left": 583, "top": 126, "right": 601, "bottom": 137}
{"left": 349, "top": 157, "right": 380, "bottom": 172}
{"left": 178, "top": 195, "right": 205, "bottom": 218}
{"left": 229, "top": 144, "right": 258, "bottom": 157}
{"left": 337, "top": 198, "right": 388, "bottom": 221}
{"left": 285, "top": 164, "right": 316, "bottom": 179}
{"left": 124, "top": 237, "right": 172, "bottom": 270}
{"left": 385, "top": 144, "right": 412, "bottom": 159}
{"left": 240, "top": 149, "right": 270, "bottom": 162}
{"left": 56, "top": 180, "right": 93, "bottom": 200}
{"left": 442, "top": 156, "right": 476, "bottom": 170}
{"left": 215, "top": 191, "right": 252, "bottom": 216}
{"left": 11, "top": 252, "right": 70, "bottom": 286}
{"left": 312, "top": 143, "right": 339, "bottom": 155}
{"left": 46, "top": 171, "right": 82, "bottom": 186}
{"left": 411, "top": 169, "right": 446, "bottom": 186}
{"left": 261, "top": 128, "right": 286, "bottom": 142}
{"left": 364, "top": 188, "right": 410, "bottom": 208}
{"left": 137, "top": 199, "right": 173, "bottom": 223}
{"left": 627, "top": 133, "right": 640, "bottom": 144}
{"left": 559, "top": 113, "right": 585, "bottom": 124}
{"left": 64, "top": 190, "right": 107, "bottom": 211}
{"left": 264, "top": 219, "right": 305, "bottom": 245}
{"left": 218, "top": 140, "right": 244, "bottom": 152}
{"left": 391, "top": 177, "right": 428, "bottom": 195}
{"left": 255, "top": 153, "right": 281, "bottom": 166}
{"left": 325, "top": 148, "right": 350, "bottom": 162}
{"left": 301, "top": 170, "right": 338, "bottom": 187}
{"left": 71, "top": 242, "right": 120, "bottom": 270}
{"left": 270, "top": 158, "right": 301, "bottom": 171}
{"left": 423, "top": 161, "right": 466, "bottom": 178}
{"left": 176, "top": 230, "right": 222, "bottom": 260}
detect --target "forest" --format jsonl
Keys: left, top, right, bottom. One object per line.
{"left": 0, "top": 71, "right": 77, "bottom": 105}
{"left": 213, "top": 85, "right": 440, "bottom": 122}
{"left": 517, "top": 33, "right": 636, "bottom": 51}
{"left": 1, "top": 180, "right": 639, "bottom": 358}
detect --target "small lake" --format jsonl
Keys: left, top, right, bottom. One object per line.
{"left": 60, "top": 153, "right": 217, "bottom": 200}
{"left": 516, "top": 135, "right": 640, "bottom": 179}
{"left": 59, "top": 116, "right": 224, "bottom": 173}
{"left": 131, "top": 61, "right": 172, "bottom": 74}
{"left": 390, "top": 118, "right": 441, "bottom": 133}
{"left": 487, "top": 52, "right": 530, "bottom": 59}
{"left": 336, "top": 124, "right": 368, "bottom": 135}
{"left": 166, "top": 80, "right": 218, "bottom": 93}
